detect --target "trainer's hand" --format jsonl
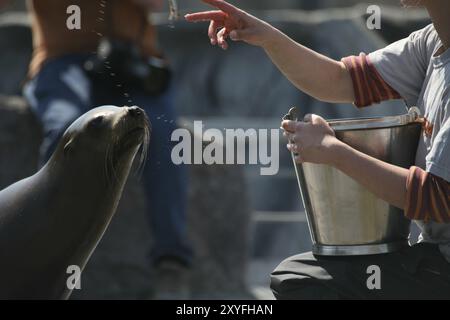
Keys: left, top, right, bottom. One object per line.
{"left": 282, "top": 114, "right": 340, "bottom": 165}
{"left": 185, "top": 0, "right": 276, "bottom": 50}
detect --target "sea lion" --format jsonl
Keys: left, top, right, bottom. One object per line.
{"left": 0, "top": 105, "right": 150, "bottom": 299}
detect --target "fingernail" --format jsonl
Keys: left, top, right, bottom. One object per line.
{"left": 210, "top": 39, "right": 217, "bottom": 45}
{"left": 230, "top": 31, "right": 237, "bottom": 40}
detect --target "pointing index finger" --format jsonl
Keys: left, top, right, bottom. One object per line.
{"left": 185, "top": 11, "right": 228, "bottom": 22}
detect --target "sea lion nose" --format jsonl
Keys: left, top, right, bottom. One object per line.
{"left": 128, "top": 106, "right": 142, "bottom": 118}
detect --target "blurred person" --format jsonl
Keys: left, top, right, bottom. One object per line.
{"left": 16, "top": 0, "right": 192, "bottom": 299}
{"left": 187, "top": 0, "right": 450, "bottom": 299}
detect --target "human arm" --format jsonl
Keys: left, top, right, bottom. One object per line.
{"left": 185, "top": 0, "right": 355, "bottom": 104}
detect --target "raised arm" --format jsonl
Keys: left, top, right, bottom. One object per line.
{"left": 185, "top": 0, "right": 355, "bottom": 104}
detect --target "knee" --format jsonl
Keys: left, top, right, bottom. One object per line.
{"left": 270, "top": 272, "right": 338, "bottom": 300}
{"left": 270, "top": 270, "right": 314, "bottom": 300}
{"left": 270, "top": 256, "right": 338, "bottom": 300}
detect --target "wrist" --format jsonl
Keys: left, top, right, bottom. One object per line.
{"left": 328, "top": 139, "right": 351, "bottom": 168}
{"left": 260, "top": 24, "right": 283, "bottom": 49}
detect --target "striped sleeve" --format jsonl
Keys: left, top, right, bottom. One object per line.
{"left": 405, "top": 166, "right": 450, "bottom": 223}
{"left": 341, "top": 53, "right": 402, "bottom": 108}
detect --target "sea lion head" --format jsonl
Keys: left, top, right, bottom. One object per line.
{"left": 51, "top": 105, "right": 151, "bottom": 185}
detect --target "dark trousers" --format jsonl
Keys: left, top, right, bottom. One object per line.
{"left": 271, "top": 243, "right": 450, "bottom": 299}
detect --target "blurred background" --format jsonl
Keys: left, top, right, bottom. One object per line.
{"left": 0, "top": 0, "right": 429, "bottom": 299}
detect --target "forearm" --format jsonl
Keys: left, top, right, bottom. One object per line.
{"left": 331, "top": 141, "right": 409, "bottom": 209}
{"left": 262, "top": 28, "right": 355, "bottom": 104}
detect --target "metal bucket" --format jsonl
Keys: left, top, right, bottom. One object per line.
{"left": 284, "top": 107, "right": 422, "bottom": 256}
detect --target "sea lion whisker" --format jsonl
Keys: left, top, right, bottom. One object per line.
{"left": 142, "top": 115, "right": 151, "bottom": 169}
{"left": 104, "top": 135, "right": 118, "bottom": 186}
{"left": 134, "top": 126, "right": 150, "bottom": 178}
{"left": 135, "top": 145, "right": 146, "bottom": 178}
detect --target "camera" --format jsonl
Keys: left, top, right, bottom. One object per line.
{"left": 84, "top": 38, "right": 172, "bottom": 96}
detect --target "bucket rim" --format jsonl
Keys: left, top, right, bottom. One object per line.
{"left": 283, "top": 107, "right": 422, "bottom": 131}
{"left": 328, "top": 113, "right": 420, "bottom": 131}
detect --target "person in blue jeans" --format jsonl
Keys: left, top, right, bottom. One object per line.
{"left": 21, "top": 0, "right": 192, "bottom": 299}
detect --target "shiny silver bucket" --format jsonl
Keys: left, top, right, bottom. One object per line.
{"left": 284, "top": 107, "right": 422, "bottom": 256}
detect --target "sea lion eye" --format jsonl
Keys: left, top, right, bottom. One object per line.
{"left": 89, "top": 116, "right": 104, "bottom": 129}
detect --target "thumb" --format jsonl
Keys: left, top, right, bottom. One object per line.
{"left": 305, "top": 114, "right": 327, "bottom": 126}
{"left": 303, "top": 113, "right": 313, "bottom": 123}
